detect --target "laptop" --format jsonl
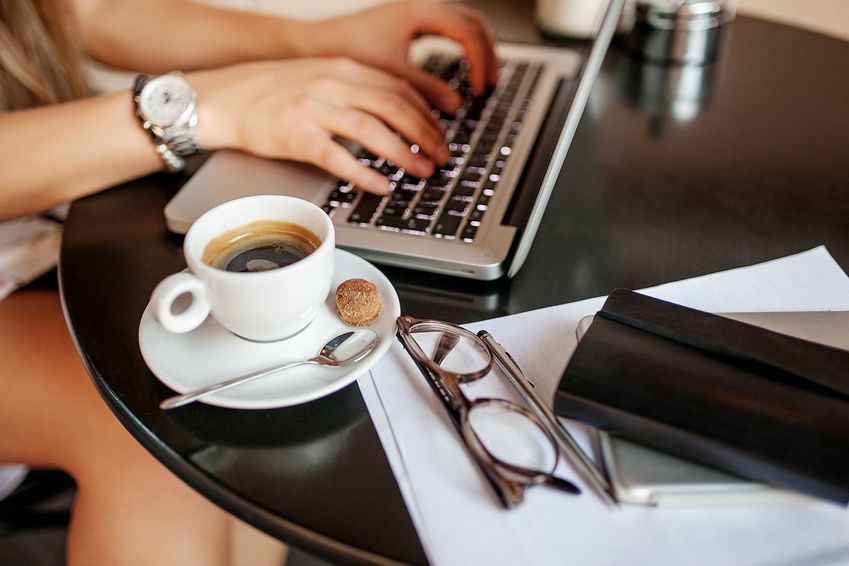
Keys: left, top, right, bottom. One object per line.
{"left": 164, "top": 0, "right": 625, "bottom": 280}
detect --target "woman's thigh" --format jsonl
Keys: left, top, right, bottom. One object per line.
{"left": 0, "top": 288, "right": 127, "bottom": 472}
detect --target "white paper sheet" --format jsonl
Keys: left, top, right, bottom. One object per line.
{"left": 359, "top": 247, "right": 849, "bottom": 566}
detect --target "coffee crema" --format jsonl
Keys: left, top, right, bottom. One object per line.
{"left": 202, "top": 220, "right": 321, "bottom": 273}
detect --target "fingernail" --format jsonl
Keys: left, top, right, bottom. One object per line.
{"left": 436, "top": 145, "right": 450, "bottom": 164}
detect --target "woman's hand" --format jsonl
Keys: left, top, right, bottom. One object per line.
{"left": 192, "top": 58, "right": 450, "bottom": 195}
{"left": 313, "top": 1, "right": 499, "bottom": 113}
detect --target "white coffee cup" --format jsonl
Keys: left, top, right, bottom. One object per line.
{"left": 535, "top": 0, "right": 609, "bottom": 38}
{"left": 151, "top": 195, "right": 335, "bottom": 342}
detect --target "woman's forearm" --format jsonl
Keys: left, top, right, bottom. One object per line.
{"left": 75, "top": 0, "right": 319, "bottom": 73}
{"left": 0, "top": 91, "right": 161, "bottom": 220}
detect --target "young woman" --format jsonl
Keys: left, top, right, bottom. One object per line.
{"left": 0, "top": 0, "right": 496, "bottom": 563}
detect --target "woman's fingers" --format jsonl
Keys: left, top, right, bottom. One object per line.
{"left": 314, "top": 102, "right": 437, "bottom": 179}
{"left": 412, "top": 8, "right": 498, "bottom": 96}
{"left": 320, "top": 58, "right": 436, "bottom": 124}
{"left": 314, "top": 78, "right": 448, "bottom": 164}
{"left": 306, "top": 134, "right": 392, "bottom": 195}
{"left": 451, "top": 5, "right": 500, "bottom": 86}
{"left": 403, "top": 64, "right": 463, "bottom": 115}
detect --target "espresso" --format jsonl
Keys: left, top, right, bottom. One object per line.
{"left": 202, "top": 220, "right": 321, "bottom": 273}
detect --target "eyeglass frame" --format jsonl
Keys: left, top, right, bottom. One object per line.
{"left": 395, "top": 315, "right": 580, "bottom": 508}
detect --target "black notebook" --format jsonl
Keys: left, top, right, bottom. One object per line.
{"left": 554, "top": 289, "right": 849, "bottom": 504}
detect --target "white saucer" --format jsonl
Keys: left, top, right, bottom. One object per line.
{"left": 139, "top": 249, "right": 400, "bottom": 409}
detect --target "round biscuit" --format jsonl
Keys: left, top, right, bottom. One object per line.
{"left": 334, "top": 278, "right": 381, "bottom": 326}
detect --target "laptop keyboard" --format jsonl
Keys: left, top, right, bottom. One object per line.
{"left": 322, "top": 55, "right": 541, "bottom": 243}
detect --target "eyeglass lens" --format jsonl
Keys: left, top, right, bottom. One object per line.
{"left": 410, "top": 330, "right": 490, "bottom": 376}
{"left": 468, "top": 400, "right": 559, "bottom": 478}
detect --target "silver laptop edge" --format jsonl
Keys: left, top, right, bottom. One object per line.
{"left": 165, "top": 0, "right": 623, "bottom": 280}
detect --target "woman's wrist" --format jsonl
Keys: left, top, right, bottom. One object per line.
{"left": 190, "top": 68, "right": 238, "bottom": 152}
{"left": 259, "top": 17, "right": 330, "bottom": 61}
{"left": 254, "top": 17, "right": 316, "bottom": 59}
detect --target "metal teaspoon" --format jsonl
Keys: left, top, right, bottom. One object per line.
{"left": 160, "top": 329, "right": 379, "bottom": 410}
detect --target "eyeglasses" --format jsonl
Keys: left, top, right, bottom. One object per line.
{"left": 395, "top": 315, "right": 580, "bottom": 508}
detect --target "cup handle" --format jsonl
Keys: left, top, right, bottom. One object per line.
{"left": 151, "top": 272, "right": 210, "bottom": 333}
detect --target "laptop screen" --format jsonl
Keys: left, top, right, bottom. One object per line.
{"left": 505, "top": 0, "right": 624, "bottom": 277}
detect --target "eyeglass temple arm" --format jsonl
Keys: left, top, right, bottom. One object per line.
{"left": 550, "top": 475, "right": 581, "bottom": 494}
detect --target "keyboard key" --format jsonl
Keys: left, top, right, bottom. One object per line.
{"left": 445, "top": 198, "right": 470, "bottom": 214}
{"left": 377, "top": 215, "right": 430, "bottom": 233}
{"left": 452, "top": 132, "right": 472, "bottom": 147}
{"left": 468, "top": 154, "right": 491, "bottom": 169}
{"left": 429, "top": 170, "right": 456, "bottom": 188}
{"left": 433, "top": 213, "right": 462, "bottom": 237}
{"left": 421, "top": 187, "right": 449, "bottom": 202}
{"left": 423, "top": 54, "right": 449, "bottom": 74}
{"left": 413, "top": 202, "right": 439, "bottom": 218}
{"left": 376, "top": 216, "right": 406, "bottom": 229}
{"left": 398, "top": 173, "right": 422, "bottom": 185}
{"left": 348, "top": 193, "right": 383, "bottom": 224}
{"left": 453, "top": 183, "right": 477, "bottom": 198}
{"left": 479, "top": 132, "right": 501, "bottom": 147}
{"left": 441, "top": 60, "right": 462, "bottom": 81}
{"left": 328, "top": 189, "right": 356, "bottom": 207}
{"left": 380, "top": 204, "right": 407, "bottom": 218}
{"left": 405, "top": 217, "right": 432, "bottom": 233}
{"left": 375, "top": 162, "right": 399, "bottom": 179}
{"left": 459, "top": 174, "right": 481, "bottom": 188}
{"left": 392, "top": 188, "right": 417, "bottom": 202}
{"left": 461, "top": 223, "right": 479, "bottom": 242}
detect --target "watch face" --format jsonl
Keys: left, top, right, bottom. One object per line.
{"left": 139, "top": 74, "right": 195, "bottom": 126}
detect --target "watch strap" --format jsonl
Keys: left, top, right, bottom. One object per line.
{"left": 133, "top": 73, "right": 198, "bottom": 173}
{"left": 155, "top": 144, "right": 185, "bottom": 173}
{"left": 163, "top": 113, "right": 199, "bottom": 159}
{"left": 132, "top": 74, "right": 149, "bottom": 96}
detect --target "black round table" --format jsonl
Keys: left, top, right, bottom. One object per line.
{"left": 60, "top": 10, "right": 849, "bottom": 566}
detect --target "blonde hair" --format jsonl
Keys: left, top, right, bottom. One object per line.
{"left": 0, "top": 0, "right": 88, "bottom": 112}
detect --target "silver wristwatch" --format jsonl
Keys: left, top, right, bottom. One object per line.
{"left": 133, "top": 72, "right": 199, "bottom": 173}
